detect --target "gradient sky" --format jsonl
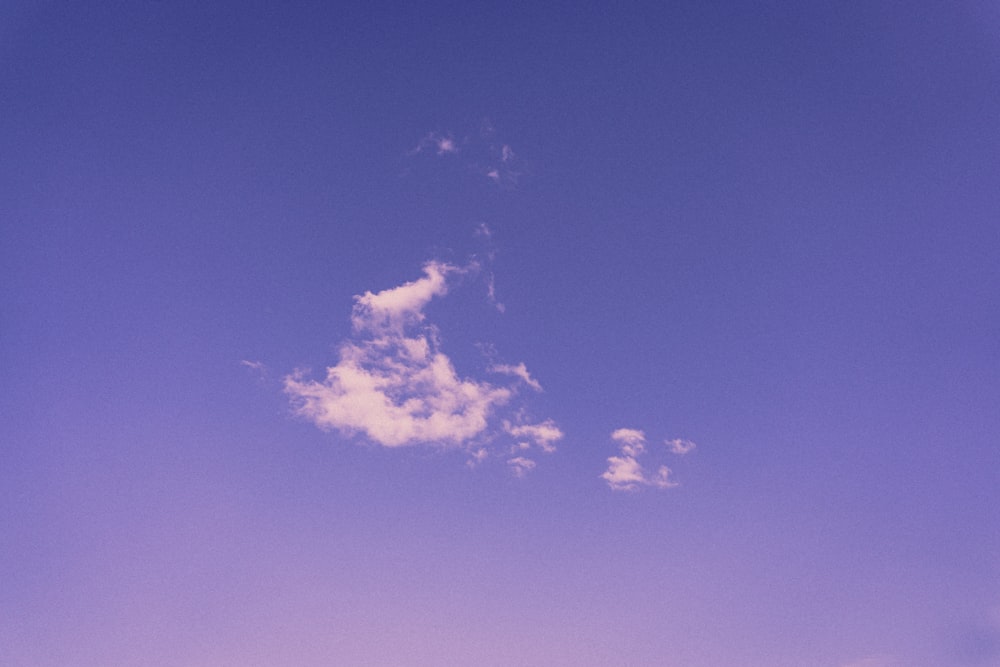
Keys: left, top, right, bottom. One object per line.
{"left": 3, "top": 3, "right": 999, "bottom": 666}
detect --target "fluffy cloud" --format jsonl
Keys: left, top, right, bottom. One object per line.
{"left": 285, "top": 261, "right": 559, "bottom": 472}
{"left": 350, "top": 260, "right": 456, "bottom": 334}
{"left": 602, "top": 428, "right": 689, "bottom": 491}
{"left": 611, "top": 428, "right": 646, "bottom": 456}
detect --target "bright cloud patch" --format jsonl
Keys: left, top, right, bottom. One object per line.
{"left": 603, "top": 428, "right": 693, "bottom": 491}
{"left": 504, "top": 418, "right": 563, "bottom": 453}
{"left": 611, "top": 428, "right": 646, "bottom": 457}
{"left": 285, "top": 261, "right": 560, "bottom": 472}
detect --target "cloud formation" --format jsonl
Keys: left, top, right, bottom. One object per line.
{"left": 285, "top": 261, "right": 560, "bottom": 472}
{"left": 602, "top": 428, "right": 694, "bottom": 491}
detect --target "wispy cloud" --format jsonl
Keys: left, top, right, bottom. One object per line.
{"left": 409, "top": 125, "right": 520, "bottom": 186}
{"left": 602, "top": 428, "right": 692, "bottom": 491}
{"left": 285, "top": 261, "right": 560, "bottom": 473}
{"left": 411, "top": 132, "right": 459, "bottom": 156}
{"left": 507, "top": 456, "right": 537, "bottom": 478}
{"left": 241, "top": 359, "right": 268, "bottom": 382}
{"left": 490, "top": 362, "right": 542, "bottom": 392}
{"left": 241, "top": 359, "right": 266, "bottom": 372}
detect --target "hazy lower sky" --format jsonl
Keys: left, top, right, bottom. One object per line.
{"left": 3, "top": 3, "right": 999, "bottom": 666}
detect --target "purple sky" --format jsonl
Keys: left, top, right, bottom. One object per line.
{"left": 2, "top": 2, "right": 999, "bottom": 665}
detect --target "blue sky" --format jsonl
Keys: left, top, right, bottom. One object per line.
{"left": 3, "top": 2, "right": 999, "bottom": 665}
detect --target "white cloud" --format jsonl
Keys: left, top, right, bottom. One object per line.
{"left": 603, "top": 428, "right": 681, "bottom": 491}
{"left": 490, "top": 362, "right": 542, "bottom": 392}
{"left": 602, "top": 456, "right": 676, "bottom": 491}
{"left": 601, "top": 455, "right": 647, "bottom": 491}
{"left": 504, "top": 418, "right": 563, "bottom": 453}
{"left": 285, "top": 262, "right": 560, "bottom": 468}
{"left": 350, "top": 261, "right": 457, "bottom": 334}
{"left": 666, "top": 437, "right": 697, "bottom": 455}
{"left": 611, "top": 428, "right": 646, "bottom": 457}
{"left": 507, "top": 456, "right": 536, "bottom": 478}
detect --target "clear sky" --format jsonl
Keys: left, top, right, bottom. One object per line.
{"left": 2, "top": 2, "right": 999, "bottom": 666}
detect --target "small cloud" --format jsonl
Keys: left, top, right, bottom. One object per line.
{"left": 411, "top": 132, "right": 460, "bottom": 157}
{"left": 611, "top": 428, "right": 646, "bottom": 457}
{"left": 504, "top": 418, "right": 563, "bottom": 453}
{"left": 410, "top": 126, "right": 519, "bottom": 186}
{"left": 602, "top": 456, "right": 676, "bottom": 491}
{"left": 603, "top": 428, "right": 684, "bottom": 491}
{"left": 648, "top": 465, "right": 676, "bottom": 488}
{"left": 601, "top": 455, "right": 647, "bottom": 491}
{"left": 241, "top": 359, "right": 268, "bottom": 381}
{"left": 490, "top": 362, "right": 542, "bottom": 392}
{"left": 507, "top": 456, "right": 536, "bottom": 478}
{"left": 436, "top": 136, "right": 457, "bottom": 154}
{"left": 466, "top": 447, "right": 489, "bottom": 468}
{"left": 666, "top": 437, "right": 697, "bottom": 455}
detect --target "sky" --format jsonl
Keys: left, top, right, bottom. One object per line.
{"left": 2, "top": 2, "right": 999, "bottom": 665}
